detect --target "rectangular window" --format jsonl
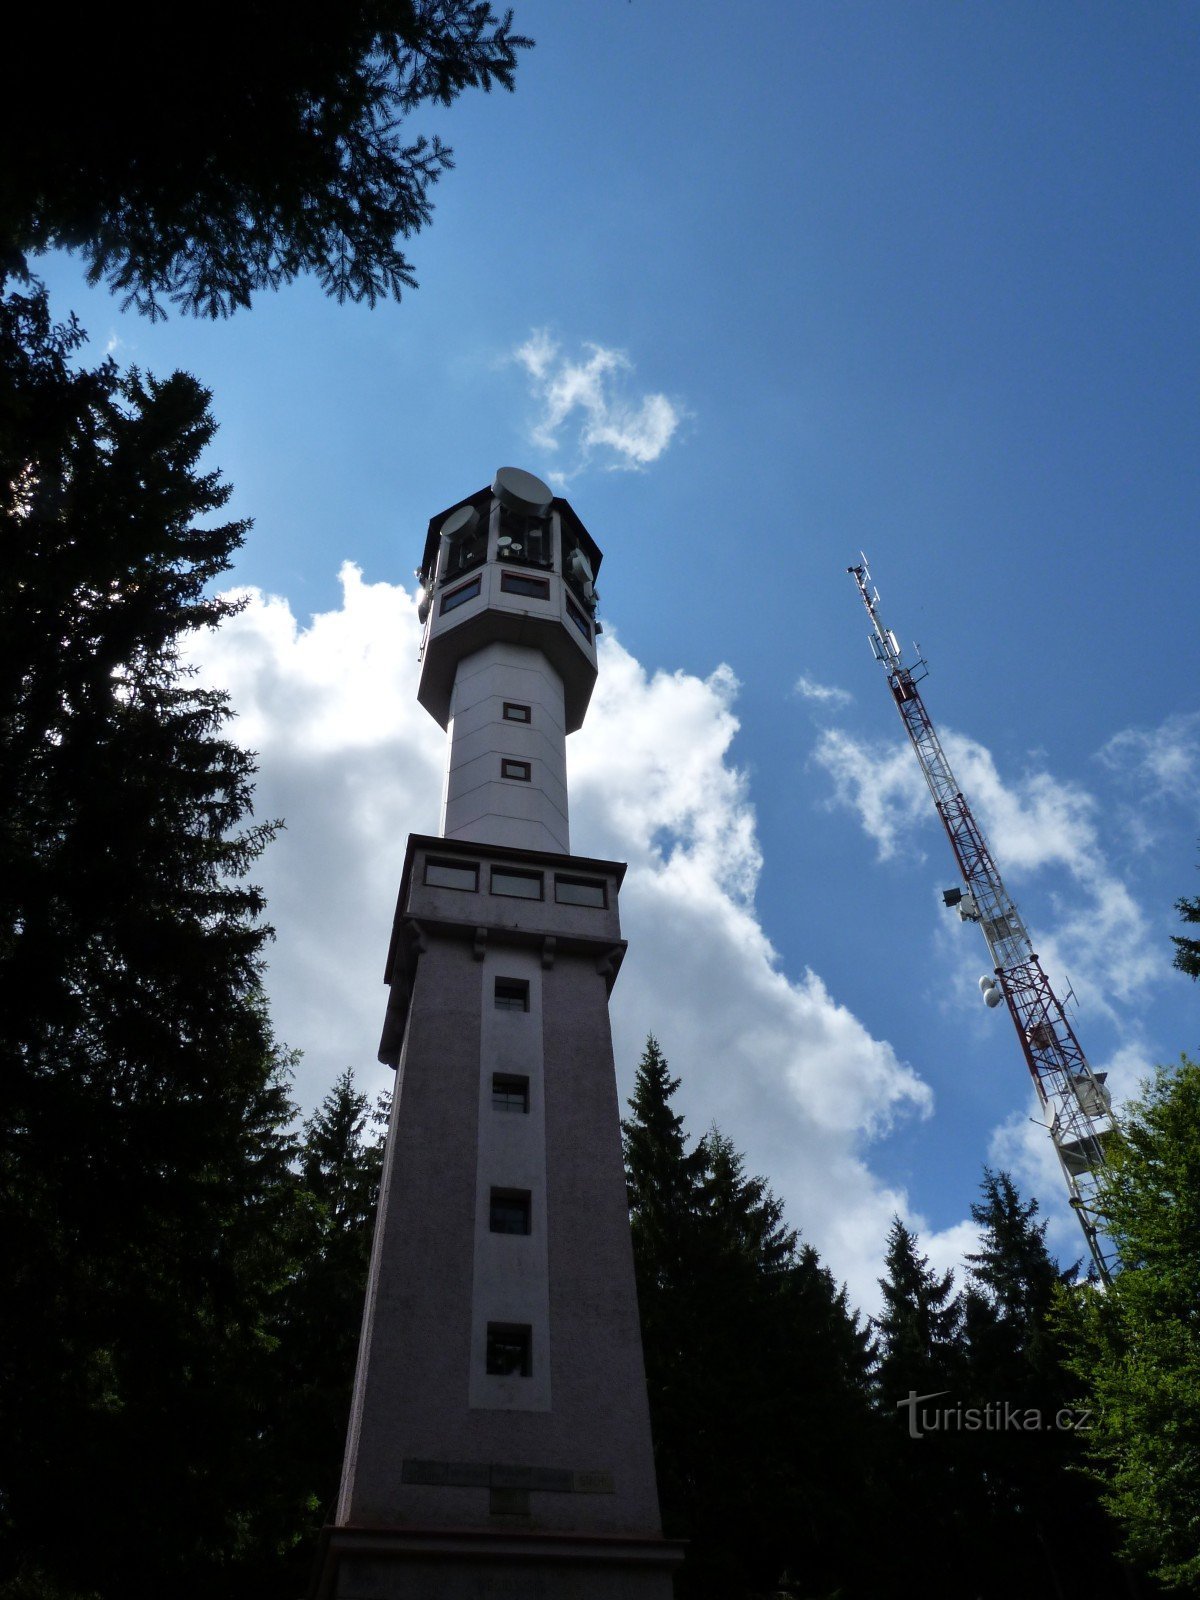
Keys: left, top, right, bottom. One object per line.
{"left": 489, "top": 1188, "right": 532, "bottom": 1235}
{"left": 501, "top": 571, "right": 550, "bottom": 601}
{"left": 555, "top": 875, "right": 607, "bottom": 908}
{"left": 491, "top": 868, "right": 542, "bottom": 901}
{"left": 502, "top": 702, "right": 531, "bottom": 724}
{"left": 440, "top": 575, "right": 482, "bottom": 614}
{"left": 486, "top": 1322, "right": 532, "bottom": 1376}
{"left": 497, "top": 506, "right": 551, "bottom": 567}
{"left": 501, "top": 758, "right": 532, "bottom": 782}
{"left": 494, "top": 978, "right": 530, "bottom": 1012}
{"left": 492, "top": 1073, "right": 530, "bottom": 1113}
{"left": 424, "top": 857, "right": 479, "bottom": 892}
{"left": 565, "top": 594, "right": 592, "bottom": 640}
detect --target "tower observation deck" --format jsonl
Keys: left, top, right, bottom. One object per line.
{"left": 313, "top": 469, "right": 681, "bottom": 1599}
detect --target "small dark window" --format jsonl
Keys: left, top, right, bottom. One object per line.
{"left": 491, "top": 868, "right": 542, "bottom": 900}
{"left": 501, "top": 571, "right": 551, "bottom": 601}
{"left": 494, "top": 978, "right": 530, "bottom": 1012}
{"left": 501, "top": 758, "right": 531, "bottom": 782}
{"left": 565, "top": 594, "right": 592, "bottom": 640}
{"left": 555, "top": 875, "right": 607, "bottom": 908}
{"left": 424, "top": 857, "right": 479, "bottom": 891}
{"left": 487, "top": 1322, "right": 532, "bottom": 1376}
{"left": 490, "top": 1188, "right": 532, "bottom": 1235}
{"left": 440, "top": 575, "right": 482, "bottom": 614}
{"left": 492, "top": 1074, "right": 530, "bottom": 1113}
{"left": 503, "top": 702, "right": 531, "bottom": 724}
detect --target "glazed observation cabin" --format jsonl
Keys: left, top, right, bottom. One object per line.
{"left": 416, "top": 467, "right": 603, "bottom": 735}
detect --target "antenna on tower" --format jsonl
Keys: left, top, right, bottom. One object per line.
{"left": 848, "top": 559, "right": 1118, "bottom": 1283}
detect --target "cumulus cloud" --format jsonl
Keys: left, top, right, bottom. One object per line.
{"left": 813, "top": 728, "right": 930, "bottom": 861}
{"left": 794, "top": 673, "right": 853, "bottom": 709}
{"left": 813, "top": 724, "right": 1157, "bottom": 1014}
{"left": 1098, "top": 711, "right": 1200, "bottom": 806}
{"left": 183, "top": 565, "right": 933, "bottom": 1314}
{"left": 919, "top": 1218, "right": 983, "bottom": 1292}
{"left": 512, "top": 329, "right": 684, "bottom": 480}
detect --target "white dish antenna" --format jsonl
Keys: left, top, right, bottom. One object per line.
{"left": 979, "top": 975, "right": 1003, "bottom": 1009}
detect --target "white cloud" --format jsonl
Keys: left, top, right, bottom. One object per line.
{"left": 919, "top": 1218, "right": 983, "bottom": 1296}
{"left": 813, "top": 725, "right": 1158, "bottom": 1013}
{"left": 1098, "top": 711, "right": 1200, "bottom": 807}
{"left": 183, "top": 566, "right": 934, "bottom": 1316}
{"left": 942, "top": 733, "right": 1098, "bottom": 875}
{"left": 813, "top": 728, "right": 930, "bottom": 861}
{"left": 512, "top": 329, "right": 684, "bottom": 480}
{"left": 793, "top": 673, "right": 853, "bottom": 709}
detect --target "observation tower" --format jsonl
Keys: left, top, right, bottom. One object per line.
{"left": 313, "top": 468, "right": 679, "bottom": 1599}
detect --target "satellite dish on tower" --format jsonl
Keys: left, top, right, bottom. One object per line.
{"left": 979, "top": 975, "right": 1003, "bottom": 1009}
{"left": 440, "top": 504, "right": 480, "bottom": 542}
{"left": 493, "top": 466, "right": 553, "bottom": 517}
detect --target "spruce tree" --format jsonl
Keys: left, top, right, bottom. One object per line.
{"left": 621, "top": 1037, "right": 708, "bottom": 1551}
{"left": 622, "top": 1038, "right": 877, "bottom": 1599}
{"left": 962, "top": 1170, "right": 1125, "bottom": 1600}
{"left": 874, "top": 1215, "right": 963, "bottom": 1403}
{"left": 871, "top": 1218, "right": 968, "bottom": 1600}
{"left": 260, "top": 1071, "right": 390, "bottom": 1591}
{"left": 1062, "top": 1056, "right": 1200, "bottom": 1590}
{"left": 0, "top": 282, "right": 295, "bottom": 1598}
{"left": 1171, "top": 865, "right": 1200, "bottom": 979}
{"left": 2, "top": 4, "right": 530, "bottom": 317}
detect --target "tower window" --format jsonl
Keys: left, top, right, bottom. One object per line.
{"left": 565, "top": 594, "right": 592, "bottom": 641}
{"left": 440, "top": 575, "right": 482, "bottom": 614}
{"left": 502, "top": 702, "right": 531, "bottom": 724}
{"left": 492, "top": 1074, "right": 530, "bottom": 1113}
{"left": 554, "top": 875, "right": 607, "bottom": 908}
{"left": 501, "top": 571, "right": 550, "bottom": 600}
{"left": 486, "top": 1323, "right": 532, "bottom": 1376}
{"left": 494, "top": 978, "right": 530, "bottom": 1012}
{"left": 501, "top": 758, "right": 531, "bottom": 782}
{"left": 491, "top": 868, "right": 542, "bottom": 900}
{"left": 489, "top": 1188, "right": 532, "bottom": 1235}
{"left": 424, "top": 857, "right": 479, "bottom": 891}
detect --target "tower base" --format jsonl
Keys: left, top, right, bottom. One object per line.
{"left": 312, "top": 1524, "right": 684, "bottom": 1600}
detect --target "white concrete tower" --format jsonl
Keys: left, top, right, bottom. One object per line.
{"left": 314, "top": 470, "right": 680, "bottom": 1599}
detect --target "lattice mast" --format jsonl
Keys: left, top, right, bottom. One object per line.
{"left": 849, "top": 560, "right": 1116, "bottom": 1282}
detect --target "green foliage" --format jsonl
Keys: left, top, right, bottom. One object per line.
{"left": 263, "top": 1071, "right": 389, "bottom": 1589}
{"left": 622, "top": 1036, "right": 876, "bottom": 1599}
{"left": 875, "top": 1214, "right": 963, "bottom": 1399}
{"left": 963, "top": 1167, "right": 1075, "bottom": 1404}
{"left": 1172, "top": 877, "right": 1200, "bottom": 980}
{"left": 870, "top": 1179, "right": 1131, "bottom": 1600}
{"left": 1061, "top": 1055, "right": 1200, "bottom": 1590}
{"left": 960, "top": 1171, "right": 1127, "bottom": 1600}
{"left": 871, "top": 1217, "right": 972, "bottom": 1598}
{"left": 0, "top": 280, "right": 294, "bottom": 1596}
{"left": 2, "top": 4, "right": 531, "bottom": 317}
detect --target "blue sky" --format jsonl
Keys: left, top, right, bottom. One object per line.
{"left": 35, "top": 1, "right": 1199, "bottom": 1311}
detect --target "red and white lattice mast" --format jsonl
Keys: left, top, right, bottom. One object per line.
{"left": 849, "top": 559, "right": 1117, "bottom": 1282}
